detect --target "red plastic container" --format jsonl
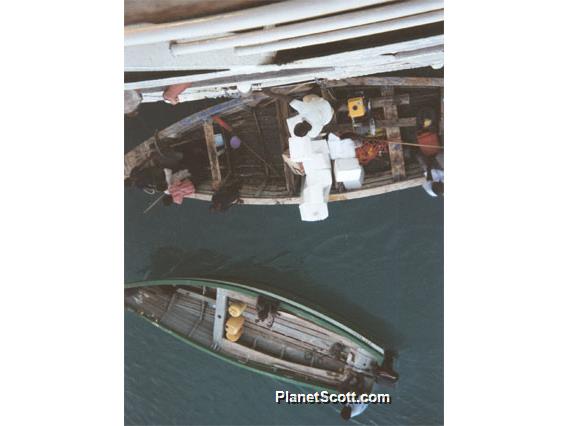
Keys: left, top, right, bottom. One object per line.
{"left": 417, "top": 132, "right": 441, "bottom": 157}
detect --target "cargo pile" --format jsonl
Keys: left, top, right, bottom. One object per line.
{"left": 286, "top": 95, "right": 366, "bottom": 222}
{"left": 225, "top": 300, "right": 247, "bottom": 342}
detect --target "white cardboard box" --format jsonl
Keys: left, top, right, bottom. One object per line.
{"left": 342, "top": 168, "right": 365, "bottom": 190}
{"left": 305, "top": 169, "right": 332, "bottom": 190}
{"left": 310, "top": 139, "right": 330, "bottom": 155}
{"left": 334, "top": 158, "right": 363, "bottom": 182}
{"left": 303, "top": 153, "right": 331, "bottom": 173}
{"left": 299, "top": 202, "right": 329, "bottom": 222}
{"left": 301, "top": 182, "right": 325, "bottom": 204}
{"left": 327, "top": 133, "right": 356, "bottom": 160}
{"left": 303, "top": 173, "right": 331, "bottom": 203}
{"left": 289, "top": 137, "right": 329, "bottom": 162}
{"left": 289, "top": 136, "right": 311, "bottom": 162}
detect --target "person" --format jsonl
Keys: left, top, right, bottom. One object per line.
{"left": 127, "top": 165, "right": 168, "bottom": 192}
{"left": 289, "top": 94, "right": 334, "bottom": 138}
{"left": 255, "top": 296, "right": 279, "bottom": 326}
{"left": 163, "top": 168, "right": 195, "bottom": 205}
{"left": 124, "top": 90, "right": 142, "bottom": 116}
{"left": 417, "top": 152, "right": 444, "bottom": 198}
{"left": 374, "top": 350, "right": 400, "bottom": 383}
{"left": 416, "top": 106, "right": 438, "bottom": 133}
{"left": 163, "top": 82, "right": 192, "bottom": 105}
{"left": 209, "top": 179, "right": 243, "bottom": 212}
{"left": 423, "top": 165, "right": 444, "bottom": 197}
{"left": 339, "top": 352, "right": 399, "bottom": 421}
{"left": 293, "top": 120, "right": 312, "bottom": 137}
{"left": 150, "top": 144, "right": 184, "bottom": 171}
{"left": 339, "top": 374, "right": 369, "bottom": 421}
{"left": 340, "top": 401, "right": 368, "bottom": 421}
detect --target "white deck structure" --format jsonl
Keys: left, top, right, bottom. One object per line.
{"left": 124, "top": 0, "right": 444, "bottom": 104}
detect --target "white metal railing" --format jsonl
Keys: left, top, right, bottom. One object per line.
{"left": 170, "top": 0, "right": 443, "bottom": 56}
{"left": 234, "top": 10, "right": 443, "bottom": 56}
{"left": 125, "top": 0, "right": 390, "bottom": 47}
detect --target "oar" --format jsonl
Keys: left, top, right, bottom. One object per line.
{"left": 143, "top": 193, "right": 166, "bottom": 214}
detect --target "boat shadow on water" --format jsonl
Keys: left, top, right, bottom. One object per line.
{"left": 139, "top": 246, "right": 406, "bottom": 355}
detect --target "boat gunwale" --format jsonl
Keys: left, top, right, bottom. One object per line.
{"left": 186, "top": 175, "right": 426, "bottom": 205}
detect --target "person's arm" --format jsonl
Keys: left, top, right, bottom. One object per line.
{"left": 435, "top": 152, "right": 444, "bottom": 169}
{"left": 415, "top": 150, "right": 433, "bottom": 181}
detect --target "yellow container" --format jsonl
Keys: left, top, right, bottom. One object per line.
{"left": 226, "top": 327, "right": 244, "bottom": 342}
{"left": 348, "top": 97, "right": 366, "bottom": 119}
{"left": 225, "top": 315, "right": 245, "bottom": 335}
{"left": 228, "top": 301, "right": 247, "bottom": 317}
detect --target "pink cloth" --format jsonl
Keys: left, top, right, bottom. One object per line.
{"left": 168, "top": 180, "right": 195, "bottom": 204}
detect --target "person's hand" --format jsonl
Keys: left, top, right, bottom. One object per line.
{"left": 163, "top": 83, "right": 192, "bottom": 105}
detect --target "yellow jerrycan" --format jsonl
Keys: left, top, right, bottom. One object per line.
{"left": 225, "top": 315, "right": 245, "bottom": 335}
{"left": 225, "top": 327, "right": 244, "bottom": 342}
{"left": 228, "top": 301, "right": 247, "bottom": 317}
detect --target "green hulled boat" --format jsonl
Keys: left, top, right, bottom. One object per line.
{"left": 125, "top": 278, "right": 398, "bottom": 393}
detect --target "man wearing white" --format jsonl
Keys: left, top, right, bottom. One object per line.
{"left": 289, "top": 94, "right": 334, "bottom": 138}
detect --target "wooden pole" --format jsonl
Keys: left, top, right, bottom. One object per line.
{"left": 203, "top": 120, "right": 222, "bottom": 189}
{"left": 327, "top": 76, "right": 444, "bottom": 88}
{"left": 380, "top": 86, "right": 405, "bottom": 181}
{"left": 275, "top": 99, "right": 297, "bottom": 195}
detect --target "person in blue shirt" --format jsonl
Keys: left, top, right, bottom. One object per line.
{"left": 339, "top": 374, "right": 369, "bottom": 421}
{"left": 340, "top": 352, "right": 399, "bottom": 421}
{"left": 340, "top": 397, "right": 369, "bottom": 420}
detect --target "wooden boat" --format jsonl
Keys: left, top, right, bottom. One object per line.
{"left": 124, "top": 76, "right": 443, "bottom": 205}
{"left": 125, "top": 278, "right": 396, "bottom": 392}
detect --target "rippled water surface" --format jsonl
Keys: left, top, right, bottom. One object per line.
{"left": 125, "top": 103, "right": 443, "bottom": 425}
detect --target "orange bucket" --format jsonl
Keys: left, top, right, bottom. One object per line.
{"left": 417, "top": 132, "right": 441, "bottom": 157}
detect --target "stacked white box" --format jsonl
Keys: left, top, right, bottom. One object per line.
{"left": 306, "top": 169, "right": 332, "bottom": 190}
{"left": 305, "top": 170, "right": 332, "bottom": 202}
{"left": 287, "top": 97, "right": 336, "bottom": 222}
{"left": 303, "top": 153, "right": 331, "bottom": 173}
{"left": 301, "top": 183, "right": 325, "bottom": 205}
{"left": 327, "top": 133, "right": 356, "bottom": 160}
{"left": 310, "top": 139, "right": 329, "bottom": 155}
{"left": 300, "top": 177, "right": 329, "bottom": 222}
{"left": 334, "top": 158, "right": 361, "bottom": 181}
{"left": 334, "top": 158, "right": 364, "bottom": 190}
{"left": 299, "top": 202, "right": 329, "bottom": 221}
{"left": 289, "top": 137, "right": 329, "bottom": 163}
{"left": 343, "top": 167, "right": 365, "bottom": 190}
{"left": 339, "top": 139, "right": 356, "bottom": 159}
{"left": 288, "top": 136, "right": 311, "bottom": 162}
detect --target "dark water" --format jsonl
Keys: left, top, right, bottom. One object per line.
{"left": 124, "top": 104, "right": 443, "bottom": 426}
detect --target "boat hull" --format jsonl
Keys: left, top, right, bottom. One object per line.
{"left": 125, "top": 278, "right": 387, "bottom": 392}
